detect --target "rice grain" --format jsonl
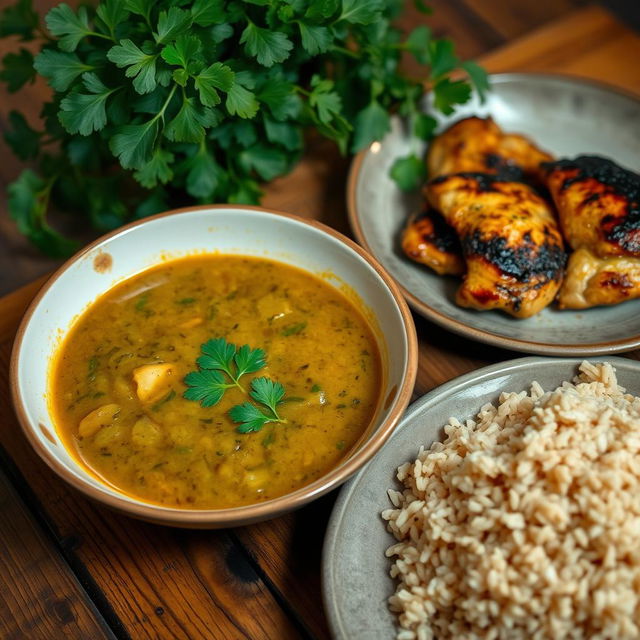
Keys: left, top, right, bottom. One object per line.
{"left": 383, "top": 362, "right": 640, "bottom": 639}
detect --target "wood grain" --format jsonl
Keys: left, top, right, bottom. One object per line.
{"left": 0, "top": 5, "right": 639, "bottom": 640}
{"left": 0, "top": 340, "right": 303, "bottom": 640}
{"left": 0, "top": 465, "right": 115, "bottom": 640}
{"left": 481, "top": 5, "right": 640, "bottom": 95}
{"left": 464, "top": 0, "right": 588, "bottom": 40}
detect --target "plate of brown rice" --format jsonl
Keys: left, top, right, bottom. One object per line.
{"left": 322, "top": 356, "right": 640, "bottom": 639}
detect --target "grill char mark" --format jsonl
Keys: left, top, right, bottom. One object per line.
{"left": 463, "top": 230, "right": 566, "bottom": 283}
{"left": 413, "top": 208, "right": 462, "bottom": 253}
{"left": 544, "top": 155, "right": 640, "bottom": 254}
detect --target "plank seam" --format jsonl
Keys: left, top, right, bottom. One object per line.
{"left": 228, "top": 530, "right": 317, "bottom": 640}
{"left": 0, "top": 441, "right": 129, "bottom": 640}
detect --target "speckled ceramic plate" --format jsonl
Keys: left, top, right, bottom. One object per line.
{"left": 348, "top": 73, "right": 640, "bottom": 355}
{"left": 322, "top": 356, "right": 640, "bottom": 639}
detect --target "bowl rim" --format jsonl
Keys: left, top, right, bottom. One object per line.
{"left": 10, "top": 204, "right": 418, "bottom": 526}
{"left": 347, "top": 71, "right": 640, "bottom": 356}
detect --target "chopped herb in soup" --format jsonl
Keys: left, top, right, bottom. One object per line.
{"left": 50, "top": 255, "right": 382, "bottom": 509}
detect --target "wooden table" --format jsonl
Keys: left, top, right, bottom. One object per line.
{"left": 1, "top": 4, "right": 640, "bottom": 639}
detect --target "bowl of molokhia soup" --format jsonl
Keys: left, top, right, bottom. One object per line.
{"left": 11, "top": 206, "right": 418, "bottom": 527}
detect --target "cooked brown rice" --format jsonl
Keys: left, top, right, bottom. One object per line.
{"left": 382, "top": 362, "right": 640, "bottom": 640}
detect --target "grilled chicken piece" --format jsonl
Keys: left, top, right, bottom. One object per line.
{"left": 545, "top": 155, "right": 640, "bottom": 309}
{"left": 427, "top": 117, "right": 554, "bottom": 184}
{"left": 558, "top": 248, "right": 640, "bottom": 309}
{"left": 401, "top": 206, "right": 464, "bottom": 276}
{"left": 426, "top": 173, "right": 566, "bottom": 318}
{"left": 402, "top": 117, "right": 554, "bottom": 276}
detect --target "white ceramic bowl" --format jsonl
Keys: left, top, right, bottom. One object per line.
{"left": 11, "top": 206, "right": 418, "bottom": 528}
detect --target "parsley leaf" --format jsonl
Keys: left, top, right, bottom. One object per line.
{"left": 155, "top": 7, "right": 192, "bottom": 45}
{"left": 240, "top": 23, "right": 293, "bottom": 68}
{"left": 195, "top": 62, "right": 234, "bottom": 107}
{"left": 305, "top": 0, "right": 339, "bottom": 19}
{"left": 110, "top": 119, "right": 159, "bottom": 169}
{"left": 45, "top": 4, "right": 94, "bottom": 53}
{"left": 161, "top": 35, "right": 202, "bottom": 69}
{"left": 298, "top": 23, "right": 331, "bottom": 55}
{"left": 58, "top": 73, "right": 115, "bottom": 135}
{"left": 8, "top": 170, "right": 80, "bottom": 257}
{"left": 133, "top": 147, "right": 174, "bottom": 188}
{"left": 406, "top": 25, "right": 431, "bottom": 65}
{"left": 309, "top": 76, "right": 343, "bottom": 124}
{"left": 107, "top": 39, "right": 158, "bottom": 94}
{"left": 183, "top": 148, "right": 224, "bottom": 198}
{"left": 429, "top": 39, "right": 458, "bottom": 79}
{"left": 183, "top": 338, "right": 269, "bottom": 410}
{"left": 338, "top": 0, "right": 384, "bottom": 25}
{"left": 183, "top": 369, "right": 231, "bottom": 407}
{"left": 95, "top": 0, "right": 129, "bottom": 36}
{"left": 4, "top": 111, "right": 40, "bottom": 160}
{"left": 259, "top": 78, "right": 301, "bottom": 120}
{"left": 233, "top": 344, "right": 267, "bottom": 379}
{"left": 390, "top": 154, "right": 426, "bottom": 191}
{"left": 280, "top": 322, "right": 306, "bottom": 337}
{"left": 123, "top": 0, "right": 152, "bottom": 20}
{"left": 462, "top": 60, "right": 490, "bottom": 102}
{"left": 230, "top": 377, "right": 286, "bottom": 433}
{"left": 250, "top": 377, "right": 285, "bottom": 412}
{"left": 351, "top": 99, "right": 390, "bottom": 152}
{"left": 432, "top": 77, "right": 472, "bottom": 115}
{"left": 0, "top": 0, "right": 38, "bottom": 40}
{"left": 226, "top": 82, "right": 259, "bottom": 119}
{"left": 413, "top": 113, "right": 438, "bottom": 140}
{"left": 230, "top": 402, "right": 272, "bottom": 434}
{"left": 0, "top": 48, "right": 35, "bottom": 91}
{"left": 264, "top": 116, "right": 303, "bottom": 151}
{"left": 239, "top": 143, "right": 290, "bottom": 181}
{"left": 191, "top": 0, "right": 225, "bottom": 27}
{"left": 33, "top": 49, "right": 92, "bottom": 91}
{"left": 164, "top": 97, "right": 215, "bottom": 143}
{"left": 194, "top": 338, "right": 266, "bottom": 391}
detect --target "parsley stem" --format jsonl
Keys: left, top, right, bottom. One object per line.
{"left": 230, "top": 379, "right": 245, "bottom": 393}
{"left": 156, "top": 85, "right": 178, "bottom": 122}
{"left": 330, "top": 45, "right": 360, "bottom": 59}
{"left": 87, "top": 30, "right": 115, "bottom": 43}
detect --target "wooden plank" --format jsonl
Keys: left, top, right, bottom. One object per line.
{"left": 0, "top": 465, "right": 116, "bottom": 640}
{"left": 0, "top": 339, "right": 303, "bottom": 640}
{"left": 0, "top": 6, "right": 639, "bottom": 640}
{"left": 463, "top": 0, "right": 587, "bottom": 40}
{"left": 398, "top": 0, "right": 505, "bottom": 60}
{"left": 0, "top": 275, "right": 48, "bottom": 344}
{"left": 480, "top": 5, "right": 640, "bottom": 95}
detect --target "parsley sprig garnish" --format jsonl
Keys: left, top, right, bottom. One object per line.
{"left": 183, "top": 338, "right": 265, "bottom": 404}
{"left": 183, "top": 338, "right": 288, "bottom": 434}
{"left": 230, "top": 377, "right": 286, "bottom": 433}
{"left": 0, "top": 0, "right": 487, "bottom": 257}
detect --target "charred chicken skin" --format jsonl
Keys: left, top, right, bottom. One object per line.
{"left": 426, "top": 116, "right": 554, "bottom": 183}
{"left": 402, "top": 117, "right": 554, "bottom": 277}
{"left": 426, "top": 173, "right": 566, "bottom": 318}
{"left": 400, "top": 206, "right": 464, "bottom": 276}
{"left": 544, "top": 155, "right": 640, "bottom": 308}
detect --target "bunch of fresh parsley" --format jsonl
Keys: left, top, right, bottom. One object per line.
{"left": 0, "top": 0, "right": 488, "bottom": 256}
